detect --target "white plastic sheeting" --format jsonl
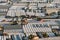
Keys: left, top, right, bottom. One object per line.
{"left": 21, "top": 0, "right": 47, "bottom": 2}
{"left": 7, "top": 6, "right": 26, "bottom": 17}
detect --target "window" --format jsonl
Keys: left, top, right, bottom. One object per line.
{"left": 29, "top": 9, "right": 32, "bottom": 12}
{"left": 41, "top": 10, "right": 43, "bottom": 13}
{"left": 37, "top": 10, "right": 41, "bottom": 13}
{"left": 33, "top": 24, "right": 43, "bottom": 27}
{"left": 33, "top": 10, "right": 36, "bottom": 13}
{"left": 43, "top": 24, "right": 48, "bottom": 27}
{"left": 39, "top": 24, "right": 43, "bottom": 27}
{"left": 35, "top": 24, "right": 39, "bottom": 27}
{"left": 32, "top": 24, "right": 37, "bottom": 27}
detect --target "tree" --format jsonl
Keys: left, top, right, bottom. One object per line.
{"left": 50, "top": 12, "right": 56, "bottom": 16}
{"left": 58, "top": 11, "right": 60, "bottom": 15}
{"left": 47, "top": 0, "right": 53, "bottom": 3}
{"left": 28, "top": 34, "right": 39, "bottom": 40}
{"left": 28, "top": 34, "right": 34, "bottom": 40}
